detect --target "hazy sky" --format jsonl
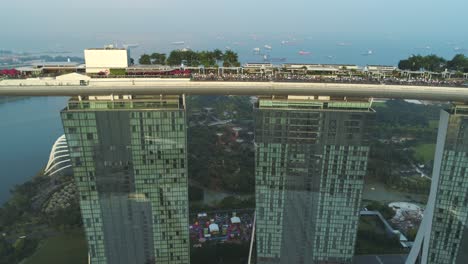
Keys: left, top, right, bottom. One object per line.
{"left": 2, "top": 0, "right": 467, "bottom": 64}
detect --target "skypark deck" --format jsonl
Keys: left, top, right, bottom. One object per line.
{"left": 1, "top": 79, "right": 468, "bottom": 101}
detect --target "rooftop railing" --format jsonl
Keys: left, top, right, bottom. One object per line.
{"left": 66, "top": 97, "right": 183, "bottom": 111}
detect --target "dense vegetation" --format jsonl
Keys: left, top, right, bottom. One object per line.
{"left": 367, "top": 141, "right": 409, "bottom": 183}
{"left": 366, "top": 100, "right": 442, "bottom": 196}
{"left": 139, "top": 49, "right": 240, "bottom": 67}
{"left": 190, "top": 195, "right": 255, "bottom": 214}
{"left": 398, "top": 54, "right": 468, "bottom": 73}
{"left": 23, "top": 230, "right": 87, "bottom": 264}
{"left": 0, "top": 236, "right": 38, "bottom": 264}
{"left": 367, "top": 140, "right": 432, "bottom": 195}
{"left": 374, "top": 100, "right": 441, "bottom": 128}
{"left": 355, "top": 216, "right": 405, "bottom": 255}
{"left": 364, "top": 201, "right": 396, "bottom": 220}
{"left": 191, "top": 243, "right": 249, "bottom": 264}
{"left": 188, "top": 124, "right": 255, "bottom": 194}
{"left": 0, "top": 174, "right": 81, "bottom": 263}
{"left": 187, "top": 96, "right": 253, "bottom": 120}
{"left": 0, "top": 176, "right": 82, "bottom": 231}
{"left": 187, "top": 96, "right": 254, "bottom": 194}
{"left": 188, "top": 126, "right": 254, "bottom": 193}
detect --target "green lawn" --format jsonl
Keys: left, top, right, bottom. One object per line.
{"left": 23, "top": 229, "right": 87, "bottom": 264}
{"left": 413, "top": 143, "right": 436, "bottom": 163}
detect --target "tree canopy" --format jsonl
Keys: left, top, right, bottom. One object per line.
{"left": 447, "top": 54, "right": 468, "bottom": 72}
{"left": 139, "top": 54, "right": 151, "bottom": 65}
{"left": 139, "top": 49, "right": 240, "bottom": 67}
{"left": 398, "top": 54, "right": 468, "bottom": 73}
{"left": 150, "top": 53, "right": 166, "bottom": 65}
{"left": 398, "top": 54, "right": 446, "bottom": 72}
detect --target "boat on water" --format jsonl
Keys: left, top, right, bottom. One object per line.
{"left": 264, "top": 45, "right": 272, "bottom": 50}
{"left": 281, "top": 40, "right": 297, "bottom": 46}
{"left": 262, "top": 54, "right": 286, "bottom": 62}
{"left": 454, "top": 47, "right": 468, "bottom": 52}
{"left": 337, "top": 42, "right": 352, "bottom": 46}
{"left": 270, "top": 57, "right": 287, "bottom": 62}
{"left": 250, "top": 34, "right": 259, "bottom": 41}
{"left": 298, "top": 51, "right": 311, "bottom": 55}
{"left": 362, "top": 49, "right": 373, "bottom": 56}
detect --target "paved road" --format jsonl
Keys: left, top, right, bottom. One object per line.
{"left": 0, "top": 81, "right": 468, "bottom": 101}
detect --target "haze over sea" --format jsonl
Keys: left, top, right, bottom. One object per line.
{"left": 2, "top": 0, "right": 467, "bottom": 64}
{"left": 1, "top": 32, "right": 467, "bottom": 66}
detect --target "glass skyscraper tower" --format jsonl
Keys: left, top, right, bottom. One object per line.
{"left": 254, "top": 96, "right": 374, "bottom": 264}
{"left": 407, "top": 103, "right": 468, "bottom": 264}
{"left": 61, "top": 95, "right": 189, "bottom": 264}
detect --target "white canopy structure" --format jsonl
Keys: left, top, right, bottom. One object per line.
{"left": 209, "top": 223, "right": 219, "bottom": 233}
{"left": 44, "top": 135, "right": 72, "bottom": 176}
{"left": 231, "top": 216, "right": 241, "bottom": 224}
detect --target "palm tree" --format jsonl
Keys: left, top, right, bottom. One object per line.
{"left": 223, "top": 50, "right": 239, "bottom": 67}
{"left": 213, "top": 49, "right": 223, "bottom": 62}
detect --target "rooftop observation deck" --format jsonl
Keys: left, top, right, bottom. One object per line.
{"left": 0, "top": 78, "right": 468, "bottom": 102}
{"left": 0, "top": 77, "right": 468, "bottom": 102}
{"left": 257, "top": 96, "right": 374, "bottom": 112}
{"left": 64, "top": 95, "right": 184, "bottom": 111}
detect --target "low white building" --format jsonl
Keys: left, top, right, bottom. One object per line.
{"left": 0, "top": 73, "right": 90, "bottom": 86}
{"left": 230, "top": 216, "right": 241, "bottom": 224}
{"left": 56, "top": 72, "right": 91, "bottom": 82}
{"left": 366, "top": 65, "right": 398, "bottom": 73}
{"left": 84, "top": 46, "right": 130, "bottom": 74}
